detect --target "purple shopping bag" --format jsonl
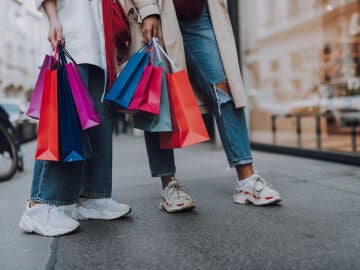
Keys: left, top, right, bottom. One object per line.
{"left": 27, "top": 54, "right": 55, "bottom": 119}
{"left": 66, "top": 62, "right": 101, "bottom": 129}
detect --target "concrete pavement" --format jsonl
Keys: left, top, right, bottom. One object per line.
{"left": 0, "top": 134, "right": 360, "bottom": 270}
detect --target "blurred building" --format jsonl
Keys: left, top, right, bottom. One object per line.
{"left": 238, "top": 0, "right": 360, "bottom": 157}
{"left": 0, "top": 0, "right": 41, "bottom": 102}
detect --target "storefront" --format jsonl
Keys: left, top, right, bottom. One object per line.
{"left": 230, "top": 0, "right": 360, "bottom": 164}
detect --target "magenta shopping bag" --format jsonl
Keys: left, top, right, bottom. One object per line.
{"left": 136, "top": 65, "right": 162, "bottom": 114}
{"left": 127, "top": 60, "right": 162, "bottom": 115}
{"left": 66, "top": 62, "right": 101, "bottom": 130}
{"left": 27, "top": 54, "right": 55, "bottom": 119}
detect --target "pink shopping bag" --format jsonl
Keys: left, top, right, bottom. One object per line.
{"left": 127, "top": 64, "right": 162, "bottom": 114}
{"left": 136, "top": 65, "right": 162, "bottom": 114}
{"left": 27, "top": 54, "right": 55, "bottom": 119}
{"left": 66, "top": 62, "right": 101, "bottom": 129}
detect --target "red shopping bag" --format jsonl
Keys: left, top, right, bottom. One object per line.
{"left": 35, "top": 69, "right": 59, "bottom": 161}
{"left": 128, "top": 64, "right": 162, "bottom": 114}
{"left": 159, "top": 70, "right": 209, "bottom": 149}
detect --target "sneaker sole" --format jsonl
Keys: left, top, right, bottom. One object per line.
{"left": 19, "top": 214, "right": 79, "bottom": 237}
{"left": 159, "top": 201, "right": 195, "bottom": 213}
{"left": 233, "top": 195, "right": 282, "bottom": 206}
{"left": 72, "top": 207, "right": 132, "bottom": 221}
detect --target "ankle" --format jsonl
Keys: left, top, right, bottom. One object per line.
{"left": 29, "top": 201, "right": 39, "bottom": 208}
{"left": 236, "top": 164, "right": 255, "bottom": 180}
{"left": 161, "top": 176, "right": 175, "bottom": 189}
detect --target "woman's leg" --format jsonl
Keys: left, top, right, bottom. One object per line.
{"left": 144, "top": 131, "right": 176, "bottom": 188}
{"left": 179, "top": 5, "right": 281, "bottom": 205}
{"left": 79, "top": 65, "right": 113, "bottom": 199}
{"left": 179, "top": 5, "right": 254, "bottom": 180}
{"left": 71, "top": 64, "right": 131, "bottom": 220}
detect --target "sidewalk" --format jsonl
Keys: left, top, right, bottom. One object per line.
{"left": 1, "top": 135, "right": 360, "bottom": 270}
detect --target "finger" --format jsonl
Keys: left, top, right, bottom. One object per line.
{"left": 144, "top": 29, "right": 152, "bottom": 44}
{"left": 153, "top": 26, "right": 158, "bottom": 39}
{"left": 48, "top": 34, "right": 57, "bottom": 46}
{"left": 56, "top": 32, "right": 65, "bottom": 47}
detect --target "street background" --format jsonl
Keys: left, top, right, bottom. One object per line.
{"left": 0, "top": 134, "right": 360, "bottom": 270}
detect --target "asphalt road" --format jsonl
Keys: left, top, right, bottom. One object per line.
{"left": 1, "top": 134, "right": 360, "bottom": 270}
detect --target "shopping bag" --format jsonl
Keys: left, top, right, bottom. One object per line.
{"left": 159, "top": 69, "right": 210, "bottom": 148}
{"left": 133, "top": 67, "right": 172, "bottom": 131}
{"left": 27, "top": 54, "right": 55, "bottom": 119}
{"left": 136, "top": 65, "right": 162, "bottom": 114}
{"left": 128, "top": 64, "right": 162, "bottom": 114}
{"left": 35, "top": 69, "right": 59, "bottom": 161}
{"left": 126, "top": 64, "right": 153, "bottom": 112}
{"left": 58, "top": 47, "right": 90, "bottom": 162}
{"left": 104, "top": 47, "right": 150, "bottom": 108}
{"left": 150, "top": 40, "right": 209, "bottom": 148}
{"left": 66, "top": 61, "right": 101, "bottom": 129}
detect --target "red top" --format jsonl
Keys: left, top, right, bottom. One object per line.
{"left": 102, "top": 0, "right": 130, "bottom": 89}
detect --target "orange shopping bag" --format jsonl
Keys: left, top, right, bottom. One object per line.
{"left": 35, "top": 69, "right": 59, "bottom": 161}
{"left": 159, "top": 69, "right": 209, "bottom": 149}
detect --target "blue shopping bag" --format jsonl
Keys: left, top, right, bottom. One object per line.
{"left": 58, "top": 46, "right": 91, "bottom": 162}
{"left": 104, "top": 47, "right": 150, "bottom": 108}
{"left": 133, "top": 64, "right": 172, "bottom": 132}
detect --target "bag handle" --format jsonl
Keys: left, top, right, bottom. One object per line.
{"left": 152, "top": 38, "right": 178, "bottom": 72}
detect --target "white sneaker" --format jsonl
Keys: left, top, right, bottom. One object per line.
{"left": 72, "top": 198, "right": 131, "bottom": 220}
{"left": 159, "top": 179, "right": 195, "bottom": 213}
{"left": 233, "top": 174, "right": 281, "bottom": 206}
{"left": 19, "top": 202, "right": 80, "bottom": 237}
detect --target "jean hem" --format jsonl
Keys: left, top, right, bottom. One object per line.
{"left": 151, "top": 169, "right": 176, "bottom": 178}
{"left": 229, "top": 158, "right": 253, "bottom": 168}
{"left": 80, "top": 192, "right": 111, "bottom": 199}
{"left": 29, "top": 197, "right": 79, "bottom": 206}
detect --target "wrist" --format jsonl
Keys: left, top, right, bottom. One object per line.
{"left": 144, "top": 14, "right": 160, "bottom": 20}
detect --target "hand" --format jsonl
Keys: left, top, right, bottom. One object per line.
{"left": 48, "top": 18, "right": 65, "bottom": 46}
{"left": 42, "top": 0, "right": 64, "bottom": 47}
{"left": 142, "top": 15, "right": 159, "bottom": 44}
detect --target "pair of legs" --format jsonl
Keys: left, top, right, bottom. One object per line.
{"left": 30, "top": 64, "right": 113, "bottom": 205}
{"left": 145, "top": 5, "right": 254, "bottom": 189}
{"left": 20, "top": 64, "right": 130, "bottom": 236}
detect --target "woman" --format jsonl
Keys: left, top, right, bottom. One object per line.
{"left": 19, "top": 0, "right": 131, "bottom": 237}
{"left": 125, "top": 0, "right": 282, "bottom": 212}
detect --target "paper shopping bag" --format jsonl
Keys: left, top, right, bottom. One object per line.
{"left": 126, "top": 64, "right": 153, "bottom": 111}
{"left": 58, "top": 47, "right": 91, "bottom": 162}
{"left": 27, "top": 54, "right": 55, "bottom": 119}
{"left": 35, "top": 69, "right": 59, "bottom": 161}
{"left": 104, "top": 49, "right": 150, "bottom": 108}
{"left": 133, "top": 67, "right": 172, "bottom": 131}
{"left": 136, "top": 65, "right": 162, "bottom": 114}
{"left": 128, "top": 64, "right": 162, "bottom": 114}
{"left": 66, "top": 62, "right": 101, "bottom": 129}
{"left": 159, "top": 70, "right": 209, "bottom": 148}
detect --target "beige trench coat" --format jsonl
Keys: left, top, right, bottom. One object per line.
{"left": 124, "top": 0, "right": 247, "bottom": 110}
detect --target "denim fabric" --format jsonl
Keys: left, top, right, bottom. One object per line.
{"left": 144, "top": 4, "right": 253, "bottom": 177}
{"left": 30, "top": 64, "right": 114, "bottom": 205}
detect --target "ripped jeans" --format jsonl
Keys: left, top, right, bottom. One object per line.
{"left": 144, "top": 4, "right": 253, "bottom": 177}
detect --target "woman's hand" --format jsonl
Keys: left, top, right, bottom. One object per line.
{"left": 48, "top": 18, "right": 64, "bottom": 46}
{"left": 42, "top": 0, "right": 65, "bottom": 46}
{"left": 142, "top": 15, "right": 159, "bottom": 44}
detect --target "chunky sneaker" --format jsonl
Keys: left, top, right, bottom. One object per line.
{"left": 233, "top": 174, "right": 281, "bottom": 206}
{"left": 159, "top": 179, "right": 195, "bottom": 213}
{"left": 72, "top": 198, "right": 131, "bottom": 220}
{"left": 19, "top": 202, "right": 80, "bottom": 237}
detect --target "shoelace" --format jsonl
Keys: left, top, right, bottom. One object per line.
{"left": 45, "top": 205, "right": 67, "bottom": 218}
{"left": 254, "top": 175, "right": 272, "bottom": 192}
{"left": 168, "top": 181, "right": 191, "bottom": 199}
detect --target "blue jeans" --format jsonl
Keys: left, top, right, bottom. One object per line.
{"left": 144, "top": 4, "right": 253, "bottom": 177}
{"left": 30, "top": 64, "right": 114, "bottom": 205}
